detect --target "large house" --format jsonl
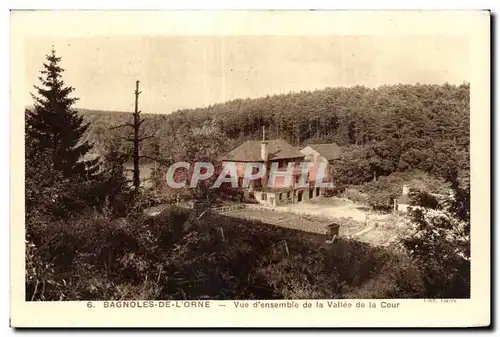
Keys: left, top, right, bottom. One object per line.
{"left": 220, "top": 137, "right": 340, "bottom": 207}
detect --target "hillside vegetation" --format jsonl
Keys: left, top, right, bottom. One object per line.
{"left": 81, "top": 83, "right": 470, "bottom": 189}
{"left": 26, "top": 50, "right": 470, "bottom": 301}
{"left": 342, "top": 170, "right": 453, "bottom": 210}
{"left": 27, "top": 206, "right": 424, "bottom": 300}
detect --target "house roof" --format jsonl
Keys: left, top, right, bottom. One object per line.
{"left": 305, "top": 143, "right": 341, "bottom": 161}
{"left": 221, "top": 139, "right": 305, "bottom": 162}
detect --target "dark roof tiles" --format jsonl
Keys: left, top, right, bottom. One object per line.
{"left": 306, "top": 143, "right": 341, "bottom": 161}
{"left": 221, "top": 139, "right": 304, "bottom": 162}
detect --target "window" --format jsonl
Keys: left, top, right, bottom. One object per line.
{"left": 287, "top": 191, "right": 291, "bottom": 199}
{"left": 262, "top": 193, "right": 267, "bottom": 201}
{"left": 249, "top": 192, "right": 255, "bottom": 199}
{"left": 279, "top": 193, "right": 282, "bottom": 201}
{"left": 297, "top": 190, "right": 303, "bottom": 202}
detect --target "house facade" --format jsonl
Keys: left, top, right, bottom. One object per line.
{"left": 299, "top": 143, "right": 341, "bottom": 185}
{"left": 220, "top": 139, "right": 323, "bottom": 207}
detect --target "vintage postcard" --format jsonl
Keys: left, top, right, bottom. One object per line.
{"left": 10, "top": 10, "right": 490, "bottom": 328}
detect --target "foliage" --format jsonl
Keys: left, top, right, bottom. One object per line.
{"left": 345, "top": 251, "right": 425, "bottom": 299}
{"left": 79, "top": 83, "right": 469, "bottom": 189}
{"left": 24, "top": 49, "right": 151, "bottom": 221}
{"left": 24, "top": 49, "right": 109, "bottom": 220}
{"left": 411, "top": 191, "right": 441, "bottom": 210}
{"left": 26, "top": 206, "right": 427, "bottom": 300}
{"left": 26, "top": 239, "right": 66, "bottom": 301}
{"left": 343, "top": 170, "right": 450, "bottom": 210}
{"left": 99, "top": 141, "right": 135, "bottom": 218}
{"left": 400, "top": 173, "right": 470, "bottom": 298}
{"left": 24, "top": 52, "right": 470, "bottom": 301}
{"left": 26, "top": 48, "right": 100, "bottom": 179}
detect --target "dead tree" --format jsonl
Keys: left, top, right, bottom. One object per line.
{"left": 109, "top": 80, "right": 174, "bottom": 193}
{"left": 109, "top": 80, "right": 153, "bottom": 192}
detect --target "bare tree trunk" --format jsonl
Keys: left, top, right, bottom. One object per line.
{"left": 133, "top": 80, "right": 141, "bottom": 192}
{"left": 109, "top": 80, "right": 156, "bottom": 192}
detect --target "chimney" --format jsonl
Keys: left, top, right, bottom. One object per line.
{"left": 261, "top": 126, "right": 268, "bottom": 161}
{"left": 402, "top": 184, "right": 410, "bottom": 196}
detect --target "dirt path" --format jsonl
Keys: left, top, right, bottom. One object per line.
{"left": 351, "top": 225, "right": 374, "bottom": 238}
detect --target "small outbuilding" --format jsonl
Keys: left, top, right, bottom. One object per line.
{"left": 325, "top": 223, "right": 340, "bottom": 243}
{"left": 396, "top": 184, "right": 411, "bottom": 213}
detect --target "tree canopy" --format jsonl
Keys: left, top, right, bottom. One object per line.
{"left": 81, "top": 82, "right": 470, "bottom": 188}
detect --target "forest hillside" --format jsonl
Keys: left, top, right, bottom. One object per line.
{"left": 80, "top": 83, "right": 470, "bottom": 187}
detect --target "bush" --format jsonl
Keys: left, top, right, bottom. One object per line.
{"left": 345, "top": 252, "right": 425, "bottom": 299}
{"left": 341, "top": 188, "right": 369, "bottom": 205}
{"left": 27, "top": 204, "right": 431, "bottom": 300}
{"left": 400, "top": 176, "right": 470, "bottom": 298}
{"left": 341, "top": 170, "right": 450, "bottom": 210}
{"left": 26, "top": 240, "right": 66, "bottom": 301}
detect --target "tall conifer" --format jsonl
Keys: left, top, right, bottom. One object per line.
{"left": 26, "top": 47, "right": 99, "bottom": 179}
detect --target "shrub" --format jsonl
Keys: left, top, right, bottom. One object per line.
{"left": 345, "top": 253, "right": 425, "bottom": 299}
{"left": 26, "top": 240, "right": 66, "bottom": 301}
{"left": 26, "top": 204, "right": 437, "bottom": 300}
{"left": 400, "top": 175, "right": 470, "bottom": 298}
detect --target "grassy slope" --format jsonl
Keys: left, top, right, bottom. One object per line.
{"left": 27, "top": 206, "right": 423, "bottom": 301}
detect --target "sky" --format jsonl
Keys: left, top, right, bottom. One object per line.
{"left": 23, "top": 35, "right": 469, "bottom": 114}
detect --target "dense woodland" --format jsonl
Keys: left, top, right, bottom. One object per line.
{"left": 25, "top": 50, "right": 470, "bottom": 301}
{"left": 82, "top": 82, "right": 470, "bottom": 188}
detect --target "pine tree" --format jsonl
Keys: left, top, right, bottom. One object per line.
{"left": 26, "top": 47, "right": 99, "bottom": 180}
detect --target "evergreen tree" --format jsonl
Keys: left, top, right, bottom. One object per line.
{"left": 101, "top": 141, "right": 130, "bottom": 217}
{"left": 26, "top": 47, "right": 99, "bottom": 180}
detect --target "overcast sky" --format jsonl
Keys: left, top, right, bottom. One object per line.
{"left": 23, "top": 35, "right": 469, "bottom": 114}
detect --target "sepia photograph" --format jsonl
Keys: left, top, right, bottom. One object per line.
{"left": 10, "top": 10, "right": 490, "bottom": 327}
